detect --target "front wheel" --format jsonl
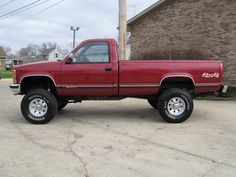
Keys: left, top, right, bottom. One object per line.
{"left": 158, "top": 89, "right": 194, "bottom": 123}
{"left": 21, "top": 89, "right": 58, "bottom": 124}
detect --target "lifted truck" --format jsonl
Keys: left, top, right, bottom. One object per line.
{"left": 10, "top": 39, "right": 225, "bottom": 124}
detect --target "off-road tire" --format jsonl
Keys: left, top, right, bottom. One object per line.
{"left": 158, "top": 88, "right": 193, "bottom": 123}
{"left": 21, "top": 89, "right": 58, "bottom": 124}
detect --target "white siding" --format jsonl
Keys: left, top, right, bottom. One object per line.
{"left": 48, "top": 49, "right": 65, "bottom": 61}
{"left": 126, "top": 44, "right": 131, "bottom": 60}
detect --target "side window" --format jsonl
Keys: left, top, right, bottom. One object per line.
{"left": 73, "top": 42, "right": 110, "bottom": 63}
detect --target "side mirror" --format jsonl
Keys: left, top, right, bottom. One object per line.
{"left": 66, "top": 53, "right": 77, "bottom": 64}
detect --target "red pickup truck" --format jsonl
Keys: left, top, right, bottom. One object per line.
{"left": 10, "top": 39, "right": 225, "bottom": 124}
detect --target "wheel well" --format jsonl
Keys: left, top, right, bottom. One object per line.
{"left": 160, "top": 77, "right": 195, "bottom": 91}
{"left": 20, "top": 76, "right": 56, "bottom": 95}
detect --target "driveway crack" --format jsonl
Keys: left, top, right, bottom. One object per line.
{"left": 67, "top": 119, "right": 90, "bottom": 177}
{"left": 75, "top": 118, "right": 236, "bottom": 169}
{"left": 11, "top": 119, "right": 90, "bottom": 177}
{"left": 200, "top": 154, "right": 236, "bottom": 177}
{"left": 10, "top": 120, "right": 69, "bottom": 153}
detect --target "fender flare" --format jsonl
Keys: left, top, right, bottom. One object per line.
{"left": 160, "top": 75, "right": 196, "bottom": 87}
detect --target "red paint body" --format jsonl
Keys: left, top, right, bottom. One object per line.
{"left": 14, "top": 39, "right": 223, "bottom": 96}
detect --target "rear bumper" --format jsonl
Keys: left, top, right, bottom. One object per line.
{"left": 219, "top": 85, "right": 228, "bottom": 93}
{"left": 10, "top": 84, "right": 20, "bottom": 95}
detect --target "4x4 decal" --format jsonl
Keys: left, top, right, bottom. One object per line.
{"left": 202, "top": 73, "right": 219, "bottom": 78}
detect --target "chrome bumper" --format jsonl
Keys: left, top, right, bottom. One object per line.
{"left": 222, "top": 85, "right": 228, "bottom": 93}
{"left": 220, "top": 85, "right": 228, "bottom": 93}
{"left": 10, "top": 84, "right": 20, "bottom": 95}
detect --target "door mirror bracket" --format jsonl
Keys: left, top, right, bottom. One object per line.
{"left": 66, "top": 53, "right": 77, "bottom": 64}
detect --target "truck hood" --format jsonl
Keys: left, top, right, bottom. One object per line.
{"left": 14, "top": 60, "right": 62, "bottom": 84}
{"left": 15, "top": 61, "right": 61, "bottom": 70}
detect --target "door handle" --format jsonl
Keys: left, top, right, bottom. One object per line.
{"left": 105, "top": 67, "right": 113, "bottom": 72}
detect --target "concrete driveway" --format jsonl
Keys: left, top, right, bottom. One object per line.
{"left": 0, "top": 79, "right": 236, "bottom": 177}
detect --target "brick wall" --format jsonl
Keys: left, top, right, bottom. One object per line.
{"left": 129, "top": 0, "right": 236, "bottom": 85}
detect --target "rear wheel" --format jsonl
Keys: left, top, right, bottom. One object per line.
{"left": 21, "top": 89, "right": 58, "bottom": 124}
{"left": 147, "top": 98, "right": 159, "bottom": 109}
{"left": 158, "top": 89, "right": 193, "bottom": 123}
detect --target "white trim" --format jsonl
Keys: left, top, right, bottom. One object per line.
{"left": 120, "top": 84, "right": 160, "bottom": 88}
{"left": 195, "top": 83, "right": 221, "bottom": 87}
{"left": 127, "top": 0, "right": 167, "bottom": 27}
{"left": 58, "top": 85, "right": 116, "bottom": 89}
{"left": 160, "top": 75, "right": 196, "bottom": 86}
{"left": 20, "top": 74, "right": 57, "bottom": 87}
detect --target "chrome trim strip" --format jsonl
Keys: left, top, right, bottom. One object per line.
{"left": 160, "top": 75, "right": 196, "bottom": 86}
{"left": 20, "top": 74, "right": 57, "bottom": 86}
{"left": 57, "top": 85, "right": 116, "bottom": 89}
{"left": 195, "top": 84, "right": 221, "bottom": 88}
{"left": 57, "top": 85, "right": 160, "bottom": 89}
{"left": 120, "top": 85, "right": 160, "bottom": 88}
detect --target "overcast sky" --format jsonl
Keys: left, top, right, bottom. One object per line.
{"left": 0, "top": 0, "right": 158, "bottom": 52}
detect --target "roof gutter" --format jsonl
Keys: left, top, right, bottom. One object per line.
{"left": 127, "top": 0, "right": 167, "bottom": 31}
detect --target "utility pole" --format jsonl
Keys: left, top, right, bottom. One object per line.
{"left": 118, "top": 0, "right": 127, "bottom": 60}
{"left": 70, "top": 26, "right": 80, "bottom": 48}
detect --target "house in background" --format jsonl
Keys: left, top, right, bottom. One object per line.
{"left": 0, "top": 47, "right": 7, "bottom": 69}
{"left": 41, "top": 48, "right": 64, "bottom": 61}
{"left": 126, "top": 34, "right": 131, "bottom": 59}
{"left": 5, "top": 59, "right": 23, "bottom": 69}
{"left": 0, "top": 46, "right": 23, "bottom": 69}
{"left": 126, "top": 44, "right": 131, "bottom": 59}
{"left": 21, "top": 56, "right": 44, "bottom": 65}
{"left": 127, "top": 0, "right": 236, "bottom": 86}
{"left": 12, "top": 59, "right": 23, "bottom": 66}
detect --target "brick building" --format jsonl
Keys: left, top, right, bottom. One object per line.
{"left": 127, "top": 0, "right": 236, "bottom": 85}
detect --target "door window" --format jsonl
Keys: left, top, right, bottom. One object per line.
{"left": 73, "top": 42, "right": 110, "bottom": 63}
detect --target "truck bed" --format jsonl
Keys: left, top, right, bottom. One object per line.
{"left": 119, "top": 60, "right": 223, "bottom": 95}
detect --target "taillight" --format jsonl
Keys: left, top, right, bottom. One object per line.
{"left": 12, "top": 70, "right": 16, "bottom": 83}
{"left": 220, "top": 62, "right": 224, "bottom": 78}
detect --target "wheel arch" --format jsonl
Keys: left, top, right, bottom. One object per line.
{"left": 160, "top": 75, "right": 196, "bottom": 91}
{"left": 20, "top": 75, "right": 57, "bottom": 94}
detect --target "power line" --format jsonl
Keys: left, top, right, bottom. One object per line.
{"left": 0, "top": 0, "right": 41, "bottom": 18}
{"left": 0, "top": 0, "right": 17, "bottom": 8}
{"left": 22, "top": 0, "right": 65, "bottom": 20}
{"left": 0, "top": 0, "right": 65, "bottom": 28}
{"left": 0, "top": 0, "right": 50, "bottom": 21}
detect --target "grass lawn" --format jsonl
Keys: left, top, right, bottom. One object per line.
{"left": 1, "top": 70, "right": 12, "bottom": 78}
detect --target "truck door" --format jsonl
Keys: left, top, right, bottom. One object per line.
{"left": 60, "top": 41, "right": 115, "bottom": 96}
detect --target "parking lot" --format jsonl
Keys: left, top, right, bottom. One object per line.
{"left": 0, "top": 79, "right": 236, "bottom": 177}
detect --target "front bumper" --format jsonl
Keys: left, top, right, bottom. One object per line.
{"left": 10, "top": 84, "right": 20, "bottom": 95}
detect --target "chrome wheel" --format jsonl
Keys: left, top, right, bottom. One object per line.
{"left": 167, "top": 97, "right": 186, "bottom": 116}
{"left": 29, "top": 98, "right": 48, "bottom": 117}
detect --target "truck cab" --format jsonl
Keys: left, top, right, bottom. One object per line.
{"left": 59, "top": 39, "right": 119, "bottom": 96}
